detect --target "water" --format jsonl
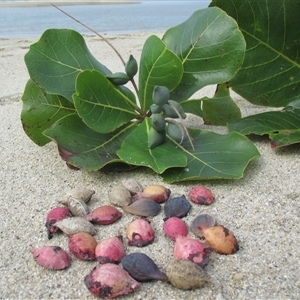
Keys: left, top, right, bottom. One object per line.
{"left": 0, "top": 1, "right": 210, "bottom": 38}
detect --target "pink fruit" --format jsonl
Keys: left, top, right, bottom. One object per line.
{"left": 163, "top": 217, "right": 188, "bottom": 241}
{"left": 95, "top": 236, "right": 125, "bottom": 264}
{"left": 84, "top": 263, "right": 140, "bottom": 299}
{"left": 133, "top": 184, "right": 171, "bottom": 203}
{"left": 30, "top": 245, "right": 71, "bottom": 270}
{"left": 68, "top": 232, "right": 97, "bottom": 261}
{"left": 188, "top": 186, "right": 215, "bottom": 205}
{"left": 173, "top": 235, "right": 212, "bottom": 267}
{"left": 45, "top": 207, "right": 70, "bottom": 239}
{"left": 85, "top": 205, "right": 122, "bottom": 225}
{"left": 126, "top": 218, "right": 155, "bottom": 247}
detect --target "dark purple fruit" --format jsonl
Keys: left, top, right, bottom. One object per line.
{"left": 164, "top": 195, "right": 191, "bottom": 219}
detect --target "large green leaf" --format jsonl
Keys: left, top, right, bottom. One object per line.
{"left": 21, "top": 79, "right": 75, "bottom": 146}
{"left": 44, "top": 114, "right": 136, "bottom": 170}
{"left": 73, "top": 70, "right": 139, "bottom": 133}
{"left": 162, "top": 130, "right": 260, "bottom": 183}
{"left": 138, "top": 35, "right": 183, "bottom": 110}
{"left": 163, "top": 7, "right": 246, "bottom": 102}
{"left": 210, "top": 0, "right": 300, "bottom": 107}
{"left": 24, "top": 29, "right": 111, "bottom": 102}
{"left": 117, "top": 118, "right": 187, "bottom": 174}
{"left": 228, "top": 100, "right": 300, "bottom": 148}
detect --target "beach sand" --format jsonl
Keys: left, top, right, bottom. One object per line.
{"left": 1, "top": 31, "right": 300, "bottom": 299}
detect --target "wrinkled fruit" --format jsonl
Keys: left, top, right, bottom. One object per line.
{"left": 67, "top": 196, "right": 89, "bottom": 217}
{"left": 84, "top": 263, "right": 140, "bottom": 299}
{"left": 95, "top": 236, "right": 125, "bottom": 264}
{"left": 121, "top": 252, "right": 167, "bottom": 282}
{"left": 85, "top": 205, "right": 122, "bottom": 225}
{"left": 122, "top": 198, "right": 161, "bottom": 217}
{"left": 190, "top": 213, "right": 217, "bottom": 238}
{"left": 109, "top": 185, "right": 132, "bottom": 207}
{"left": 163, "top": 217, "right": 188, "bottom": 241}
{"left": 164, "top": 195, "right": 191, "bottom": 219}
{"left": 54, "top": 217, "right": 97, "bottom": 236}
{"left": 45, "top": 206, "right": 70, "bottom": 239}
{"left": 68, "top": 232, "right": 97, "bottom": 261}
{"left": 30, "top": 245, "right": 71, "bottom": 270}
{"left": 121, "top": 179, "right": 143, "bottom": 195}
{"left": 59, "top": 188, "right": 95, "bottom": 204}
{"left": 165, "top": 259, "right": 210, "bottom": 290}
{"left": 188, "top": 186, "right": 215, "bottom": 205}
{"left": 173, "top": 235, "right": 212, "bottom": 267}
{"left": 126, "top": 218, "right": 155, "bottom": 247}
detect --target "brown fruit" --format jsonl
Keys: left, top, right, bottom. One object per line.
{"left": 134, "top": 184, "right": 170, "bottom": 203}
{"left": 122, "top": 198, "right": 161, "bottom": 217}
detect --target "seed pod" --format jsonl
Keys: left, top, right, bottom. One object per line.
{"left": 30, "top": 246, "right": 71, "bottom": 270}
{"left": 85, "top": 205, "right": 122, "bottom": 225}
{"left": 108, "top": 185, "right": 132, "bottom": 207}
{"left": 121, "top": 253, "right": 167, "bottom": 282}
{"left": 188, "top": 186, "right": 215, "bottom": 205}
{"left": 173, "top": 235, "right": 212, "bottom": 267}
{"left": 121, "top": 179, "right": 143, "bottom": 195}
{"left": 126, "top": 218, "right": 155, "bottom": 247}
{"left": 150, "top": 103, "right": 163, "bottom": 114}
{"left": 162, "top": 101, "right": 186, "bottom": 119}
{"left": 134, "top": 184, "right": 170, "bottom": 203}
{"left": 163, "top": 217, "right": 188, "bottom": 241}
{"left": 202, "top": 225, "right": 239, "bottom": 255}
{"left": 54, "top": 217, "right": 97, "bottom": 236}
{"left": 165, "top": 259, "right": 210, "bottom": 290}
{"left": 190, "top": 213, "right": 216, "bottom": 238}
{"left": 122, "top": 198, "right": 161, "bottom": 217}
{"left": 59, "top": 188, "right": 95, "bottom": 204}
{"left": 106, "top": 72, "right": 130, "bottom": 85}
{"left": 166, "top": 122, "right": 186, "bottom": 143}
{"left": 45, "top": 207, "right": 70, "bottom": 239}
{"left": 151, "top": 114, "right": 166, "bottom": 132}
{"left": 164, "top": 195, "right": 191, "bottom": 219}
{"left": 67, "top": 196, "right": 89, "bottom": 217}
{"left": 68, "top": 232, "right": 97, "bottom": 261}
{"left": 95, "top": 236, "right": 125, "bottom": 264}
{"left": 84, "top": 263, "right": 140, "bottom": 299}
{"left": 125, "top": 54, "right": 138, "bottom": 78}
{"left": 153, "top": 86, "right": 170, "bottom": 106}
{"left": 148, "top": 127, "right": 165, "bottom": 149}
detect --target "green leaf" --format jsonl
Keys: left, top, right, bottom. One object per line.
{"left": 162, "top": 130, "right": 260, "bottom": 183}
{"left": 24, "top": 29, "right": 111, "bottom": 102}
{"left": 21, "top": 79, "right": 75, "bottom": 146}
{"left": 44, "top": 114, "right": 137, "bottom": 170}
{"left": 117, "top": 118, "right": 187, "bottom": 174}
{"left": 201, "top": 83, "right": 241, "bottom": 125}
{"left": 138, "top": 35, "right": 183, "bottom": 110}
{"left": 73, "top": 70, "right": 139, "bottom": 133}
{"left": 180, "top": 99, "right": 204, "bottom": 118}
{"left": 228, "top": 100, "right": 300, "bottom": 148}
{"left": 210, "top": 0, "right": 300, "bottom": 107}
{"left": 163, "top": 7, "right": 246, "bottom": 102}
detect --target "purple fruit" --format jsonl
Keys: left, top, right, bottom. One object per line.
{"left": 164, "top": 195, "right": 191, "bottom": 219}
{"left": 45, "top": 207, "right": 70, "bottom": 239}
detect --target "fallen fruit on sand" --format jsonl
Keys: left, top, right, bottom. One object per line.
{"left": 121, "top": 179, "right": 143, "bottom": 195}
{"left": 84, "top": 263, "right": 140, "bottom": 299}
{"left": 188, "top": 186, "right": 215, "bottom": 205}
{"left": 134, "top": 184, "right": 171, "bottom": 203}
{"left": 121, "top": 252, "right": 167, "bottom": 282}
{"left": 122, "top": 198, "right": 161, "bottom": 217}
{"left": 190, "top": 212, "right": 217, "bottom": 238}
{"left": 59, "top": 188, "right": 95, "bottom": 204}
{"left": 45, "top": 206, "right": 70, "bottom": 239}
{"left": 67, "top": 197, "right": 90, "bottom": 217}
{"left": 163, "top": 217, "right": 188, "bottom": 240}
{"left": 85, "top": 205, "right": 122, "bottom": 225}
{"left": 164, "top": 195, "right": 191, "bottom": 219}
{"left": 54, "top": 217, "right": 97, "bottom": 236}
{"left": 109, "top": 185, "right": 132, "bottom": 207}
{"left": 165, "top": 259, "right": 210, "bottom": 290}
{"left": 30, "top": 245, "right": 71, "bottom": 270}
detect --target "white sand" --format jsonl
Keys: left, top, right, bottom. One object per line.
{"left": 1, "top": 32, "right": 300, "bottom": 299}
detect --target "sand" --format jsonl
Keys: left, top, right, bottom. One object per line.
{"left": 1, "top": 30, "right": 300, "bottom": 299}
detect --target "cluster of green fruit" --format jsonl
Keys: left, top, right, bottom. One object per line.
{"left": 149, "top": 86, "right": 188, "bottom": 149}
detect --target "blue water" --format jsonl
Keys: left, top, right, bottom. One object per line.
{"left": 0, "top": 1, "right": 211, "bottom": 38}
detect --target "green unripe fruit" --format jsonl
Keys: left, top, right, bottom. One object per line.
{"left": 167, "top": 122, "right": 186, "bottom": 143}
{"left": 148, "top": 127, "right": 166, "bottom": 149}
{"left": 151, "top": 114, "right": 166, "bottom": 132}
{"left": 106, "top": 72, "right": 130, "bottom": 85}
{"left": 153, "top": 86, "right": 170, "bottom": 106}
{"left": 150, "top": 104, "right": 163, "bottom": 114}
{"left": 163, "top": 101, "right": 187, "bottom": 119}
{"left": 125, "top": 55, "right": 138, "bottom": 78}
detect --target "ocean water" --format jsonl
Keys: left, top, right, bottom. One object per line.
{"left": 0, "top": 1, "right": 211, "bottom": 38}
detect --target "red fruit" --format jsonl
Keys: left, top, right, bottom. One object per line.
{"left": 188, "top": 186, "right": 215, "bottom": 205}
{"left": 85, "top": 205, "right": 122, "bottom": 225}
{"left": 45, "top": 207, "right": 70, "bottom": 239}
{"left": 84, "top": 263, "right": 140, "bottom": 299}
{"left": 95, "top": 236, "right": 125, "bottom": 264}
{"left": 126, "top": 218, "right": 155, "bottom": 247}
{"left": 68, "top": 232, "right": 97, "bottom": 261}
{"left": 173, "top": 235, "right": 212, "bottom": 267}
{"left": 163, "top": 217, "right": 188, "bottom": 241}
{"left": 30, "top": 245, "right": 71, "bottom": 270}
{"left": 133, "top": 184, "right": 171, "bottom": 203}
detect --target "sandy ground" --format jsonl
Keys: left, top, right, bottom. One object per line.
{"left": 1, "top": 30, "right": 300, "bottom": 300}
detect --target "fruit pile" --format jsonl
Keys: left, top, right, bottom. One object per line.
{"left": 30, "top": 181, "right": 239, "bottom": 298}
